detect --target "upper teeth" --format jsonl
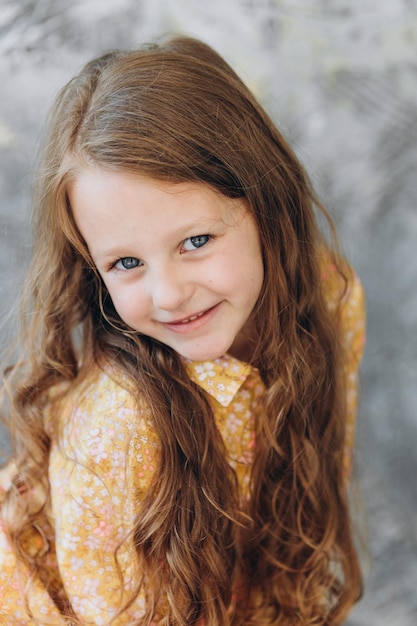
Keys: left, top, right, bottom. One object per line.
{"left": 180, "top": 311, "right": 205, "bottom": 323}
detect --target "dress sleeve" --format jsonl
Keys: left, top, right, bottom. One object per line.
{"left": 322, "top": 259, "right": 366, "bottom": 479}
{"left": 48, "top": 366, "right": 160, "bottom": 623}
{"left": 0, "top": 366, "right": 161, "bottom": 624}
{"left": 0, "top": 467, "right": 67, "bottom": 624}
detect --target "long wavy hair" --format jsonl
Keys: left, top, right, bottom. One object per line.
{"left": 1, "top": 36, "right": 362, "bottom": 624}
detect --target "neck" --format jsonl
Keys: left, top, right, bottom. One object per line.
{"left": 228, "top": 325, "right": 258, "bottom": 365}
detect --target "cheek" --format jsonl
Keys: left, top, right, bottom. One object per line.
{"left": 241, "top": 252, "right": 264, "bottom": 306}
{"left": 245, "top": 269, "right": 264, "bottom": 310}
{"left": 215, "top": 262, "right": 261, "bottom": 300}
{"left": 106, "top": 285, "right": 147, "bottom": 325}
{"left": 254, "top": 257, "right": 265, "bottom": 292}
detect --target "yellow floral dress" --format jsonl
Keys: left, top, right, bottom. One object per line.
{"left": 0, "top": 268, "right": 365, "bottom": 624}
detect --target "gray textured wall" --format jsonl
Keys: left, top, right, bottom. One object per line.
{"left": 0, "top": 1, "right": 416, "bottom": 624}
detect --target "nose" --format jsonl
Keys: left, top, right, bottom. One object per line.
{"left": 148, "top": 263, "right": 192, "bottom": 312}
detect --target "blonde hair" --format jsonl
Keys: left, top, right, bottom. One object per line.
{"left": 1, "top": 36, "right": 362, "bottom": 624}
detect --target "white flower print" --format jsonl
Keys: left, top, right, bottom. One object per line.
{"left": 194, "top": 362, "right": 216, "bottom": 381}
{"left": 60, "top": 531, "right": 80, "bottom": 552}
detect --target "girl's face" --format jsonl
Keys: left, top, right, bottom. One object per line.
{"left": 69, "top": 168, "right": 264, "bottom": 362}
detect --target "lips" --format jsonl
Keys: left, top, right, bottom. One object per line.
{"left": 171, "top": 310, "right": 207, "bottom": 324}
{"left": 160, "top": 303, "right": 220, "bottom": 333}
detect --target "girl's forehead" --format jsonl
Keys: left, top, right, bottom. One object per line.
{"left": 68, "top": 167, "right": 250, "bottom": 240}
{"left": 69, "top": 165, "right": 246, "bottom": 213}
{"left": 70, "top": 165, "right": 201, "bottom": 195}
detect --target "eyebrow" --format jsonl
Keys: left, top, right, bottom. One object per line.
{"left": 168, "top": 216, "right": 222, "bottom": 237}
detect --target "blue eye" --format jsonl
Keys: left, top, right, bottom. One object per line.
{"left": 182, "top": 235, "right": 210, "bottom": 251}
{"left": 114, "top": 257, "right": 142, "bottom": 270}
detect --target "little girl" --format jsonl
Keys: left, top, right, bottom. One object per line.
{"left": 0, "top": 36, "right": 365, "bottom": 625}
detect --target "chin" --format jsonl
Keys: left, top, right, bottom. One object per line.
{"left": 175, "top": 343, "right": 231, "bottom": 363}
{"left": 181, "top": 351, "right": 226, "bottom": 363}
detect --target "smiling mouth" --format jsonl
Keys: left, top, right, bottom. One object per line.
{"left": 175, "top": 310, "right": 207, "bottom": 324}
{"left": 161, "top": 304, "right": 220, "bottom": 331}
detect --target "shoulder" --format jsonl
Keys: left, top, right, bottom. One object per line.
{"left": 50, "top": 360, "right": 136, "bottom": 412}
{"left": 49, "top": 361, "right": 160, "bottom": 500}
{"left": 320, "top": 252, "right": 364, "bottom": 311}
{"left": 46, "top": 360, "right": 156, "bottom": 444}
{"left": 321, "top": 251, "right": 366, "bottom": 365}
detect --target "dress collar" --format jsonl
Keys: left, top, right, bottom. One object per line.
{"left": 185, "top": 354, "right": 253, "bottom": 407}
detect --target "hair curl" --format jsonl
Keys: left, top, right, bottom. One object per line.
{"left": 1, "top": 35, "right": 362, "bottom": 624}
